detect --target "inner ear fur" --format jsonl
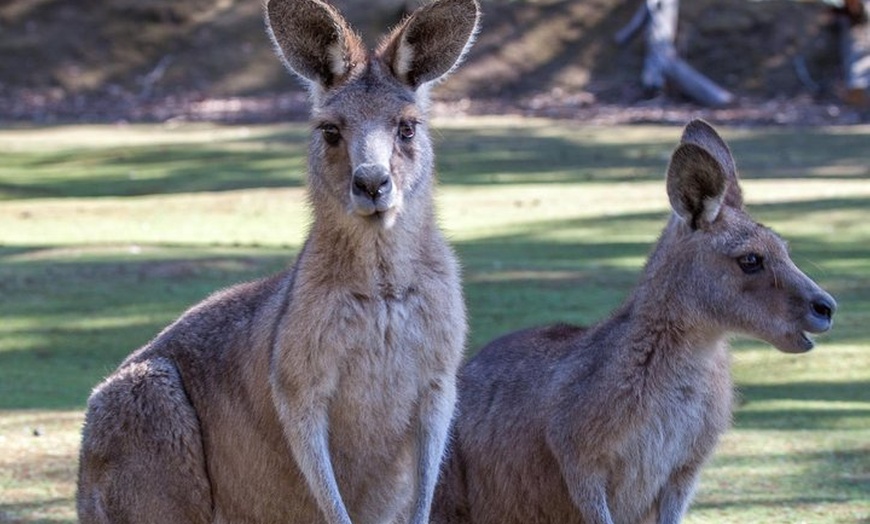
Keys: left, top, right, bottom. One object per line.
{"left": 266, "top": 0, "right": 366, "bottom": 89}
{"left": 378, "top": 0, "right": 480, "bottom": 88}
{"left": 667, "top": 143, "right": 729, "bottom": 229}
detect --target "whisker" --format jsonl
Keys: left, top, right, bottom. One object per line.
{"left": 794, "top": 255, "right": 828, "bottom": 277}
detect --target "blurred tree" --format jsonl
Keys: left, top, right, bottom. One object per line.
{"left": 836, "top": 0, "right": 870, "bottom": 105}
{"left": 618, "top": 0, "right": 869, "bottom": 107}
{"left": 616, "top": 0, "right": 734, "bottom": 107}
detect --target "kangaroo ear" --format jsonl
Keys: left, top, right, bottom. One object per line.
{"left": 679, "top": 119, "right": 743, "bottom": 209}
{"left": 266, "top": 0, "right": 366, "bottom": 91}
{"left": 667, "top": 143, "right": 728, "bottom": 229}
{"left": 378, "top": 0, "right": 480, "bottom": 89}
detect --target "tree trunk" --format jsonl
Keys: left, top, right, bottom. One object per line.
{"left": 839, "top": 0, "right": 870, "bottom": 106}
{"left": 664, "top": 57, "right": 735, "bottom": 107}
{"left": 642, "top": 0, "right": 678, "bottom": 91}
{"left": 632, "top": 0, "right": 734, "bottom": 107}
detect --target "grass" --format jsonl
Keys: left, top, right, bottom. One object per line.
{"left": 0, "top": 118, "right": 868, "bottom": 523}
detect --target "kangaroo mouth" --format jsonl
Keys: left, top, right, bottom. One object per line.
{"left": 776, "top": 301, "right": 836, "bottom": 354}
{"left": 350, "top": 187, "right": 401, "bottom": 227}
{"left": 353, "top": 203, "right": 398, "bottom": 229}
{"left": 354, "top": 203, "right": 395, "bottom": 218}
{"left": 770, "top": 329, "right": 816, "bottom": 354}
{"left": 353, "top": 201, "right": 390, "bottom": 216}
{"left": 787, "top": 311, "right": 834, "bottom": 354}
{"left": 797, "top": 331, "right": 815, "bottom": 352}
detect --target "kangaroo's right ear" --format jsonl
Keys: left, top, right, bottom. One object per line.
{"left": 666, "top": 143, "right": 728, "bottom": 230}
{"left": 266, "top": 0, "right": 366, "bottom": 91}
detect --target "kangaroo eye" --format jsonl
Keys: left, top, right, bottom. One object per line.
{"left": 398, "top": 120, "right": 416, "bottom": 141}
{"left": 737, "top": 253, "right": 764, "bottom": 274}
{"left": 320, "top": 124, "right": 341, "bottom": 146}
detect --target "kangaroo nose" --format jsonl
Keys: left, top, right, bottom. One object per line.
{"left": 352, "top": 165, "right": 392, "bottom": 200}
{"left": 811, "top": 295, "right": 836, "bottom": 322}
{"left": 807, "top": 292, "right": 836, "bottom": 335}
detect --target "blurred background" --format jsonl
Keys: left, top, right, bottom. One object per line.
{"left": 1, "top": 0, "right": 868, "bottom": 124}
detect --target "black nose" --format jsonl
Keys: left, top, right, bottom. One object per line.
{"left": 352, "top": 166, "right": 392, "bottom": 200}
{"left": 810, "top": 295, "right": 836, "bottom": 321}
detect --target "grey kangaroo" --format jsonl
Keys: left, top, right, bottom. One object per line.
{"left": 76, "top": 0, "right": 479, "bottom": 522}
{"left": 433, "top": 120, "right": 836, "bottom": 524}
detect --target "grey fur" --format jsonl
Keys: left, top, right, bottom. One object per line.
{"left": 433, "top": 119, "right": 837, "bottom": 524}
{"left": 77, "top": 0, "right": 480, "bottom": 522}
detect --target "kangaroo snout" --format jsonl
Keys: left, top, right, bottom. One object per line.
{"left": 352, "top": 164, "right": 395, "bottom": 214}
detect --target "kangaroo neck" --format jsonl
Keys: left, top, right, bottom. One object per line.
{"left": 611, "top": 281, "right": 728, "bottom": 371}
{"left": 303, "top": 202, "right": 433, "bottom": 298}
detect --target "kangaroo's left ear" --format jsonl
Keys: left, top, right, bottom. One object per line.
{"left": 378, "top": 0, "right": 480, "bottom": 90}
{"left": 667, "top": 143, "right": 728, "bottom": 229}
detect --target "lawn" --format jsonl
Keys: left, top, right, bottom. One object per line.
{"left": 0, "top": 118, "right": 868, "bottom": 523}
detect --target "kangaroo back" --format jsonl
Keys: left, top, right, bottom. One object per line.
{"left": 433, "top": 120, "right": 836, "bottom": 524}
{"left": 77, "top": 1, "right": 479, "bottom": 523}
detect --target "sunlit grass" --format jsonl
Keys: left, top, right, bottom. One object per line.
{"left": 0, "top": 189, "right": 310, "bottom": 247}
{"left": 0, "top": 119, "right": 867, "bottom": 522}
{"left": 0, "top": 411, "right": 82, "bottom": 523}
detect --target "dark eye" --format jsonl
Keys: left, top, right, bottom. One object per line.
{"left": 320, "top": 124, "right": 341, "bottom": 146}
{"left": 737, "top": 253, "right": 764, "bottom": 274}
{"left": 398, "top": 120, "right": 416, "bottom": 141}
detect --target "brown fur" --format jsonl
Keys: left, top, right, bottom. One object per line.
{"left": 76, "top": 1, "right": 480, "bottom": 522}
{"left": 433, "top": 120, "right": 837, "bottom": 524}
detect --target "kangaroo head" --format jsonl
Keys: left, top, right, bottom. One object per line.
{"left": 266, "top": 0, "right": 480, "bottom": 229}
{"left": 660, "top": 119, "right": 836, "bottom": 353}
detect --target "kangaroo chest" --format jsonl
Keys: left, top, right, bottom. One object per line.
{"left": 261, "top": 260, "right": 462, "bottom": 521}
{"left": 606, "top": 354, "right": 732, "bottom": 523}
{"left": 330, "top": 289, "right": 432, "bottom": 429}
{"left": 283, "top": 261, "right": 462, "bottom": 441}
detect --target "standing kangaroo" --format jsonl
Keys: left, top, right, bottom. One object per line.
{"left": 433, "top": 120, "right": 837, "bottom": 524}
{"left": 76, "top": 0, "right": 479, "bottom": 522}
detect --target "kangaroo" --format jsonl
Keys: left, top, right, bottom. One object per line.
{"left": 432, "top": 120, "right": 837, "bottom": 524}
{"left": 76, "top": 0, "right": 479, "bottom": 522}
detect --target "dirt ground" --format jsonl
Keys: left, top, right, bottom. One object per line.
{"left": 0, "top": 0, "right": 867, "bottom": 125}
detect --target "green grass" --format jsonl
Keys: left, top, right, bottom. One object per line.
{"left": 0, "top": 119, "right": 868, "bottom": 523}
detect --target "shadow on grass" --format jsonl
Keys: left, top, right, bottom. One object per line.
{"left": 741, "top": 381, "right": 870, "bottom": 404}
{"left": 737, "top": 405, "right": 870, "bottom": 431}
{"left": 692, "top": 492, "right": 865, "bottom": 514}
{"left": 0, "top": 179, "right": 866, "bottom": 411}
{"left": 436, "top": 130, "right": 669, "bottom": 185}
{"left": 0, "top": 247, "right": 293, "bottom": 410}
{"left": 734, "top": 381, "right": 870, "bottom": 431}
{"left": 434, "top": 126, "right": 870, "bottom": 186}
{"left": 4, "top": 124, "right": 869, "bottom": 200}
{"left": 694, "top": 494, "right": 858, "bottom": 511}
{"left": 4, "top": 125, "right": 666, "bottom": 198}
{"left": 697, "top": 445, "right": 870, "bottom": 513}
{"left": 0, "top": 237, "right": 638, "bottom": 409}
{"left": 1, "top": 145, "right": 307, "bottom": 200}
